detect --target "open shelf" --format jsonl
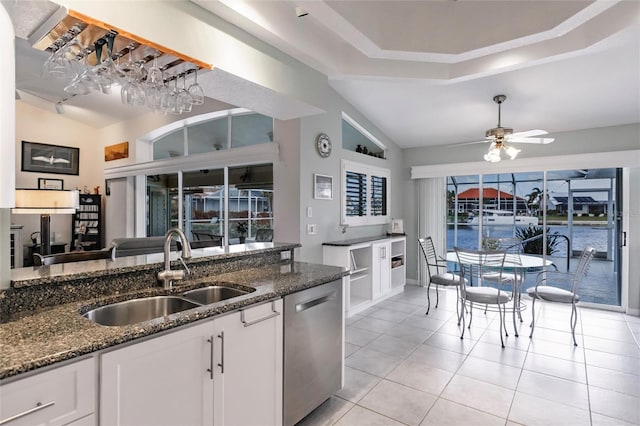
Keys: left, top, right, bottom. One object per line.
{"left": 350, "top": 271, "right": 369, "bottom": 282}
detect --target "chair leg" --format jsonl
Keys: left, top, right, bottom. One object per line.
{"left": 468, "top": 302, "right": 474, "bottom": 328}
{"left": 517, "top": 292, "right": 523, "bottom": 322}
{"left": 571, "top": 302, "right": 578, "bottom": 347}
{"left": 435, "top": 284, "right": 440, "bottom": 308}
{"left": 498, "top": 303, "right": 505, "bottom": 348}
{"left": 503, "top": 303, "right": 509, "bottom": 337}
{"left": 529, "top": 297, "right": 536, "bottom": 338}
{"left": 455, "top": 287, "right": 461, "bottom": 326}
{"left": 512, "top": 300, "right": 519, "bottom": 338}
{"left": 425, "top": 282, "right": 431, "bottom": 315}
{"left": 460, "top": 299, "right": 466, "bottom": 340}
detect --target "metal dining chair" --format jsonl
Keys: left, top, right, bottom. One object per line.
{"left": 455, "top": 247, "right": 511, "bottom": 347}
{"left": 527, "top": 245, "right": 596, "bottom": 346}
{"left": 481, "top": 237, "right": 525, "bottom": 335}
{"left": 418, "top": 237, "right": 466, "bottom": 318}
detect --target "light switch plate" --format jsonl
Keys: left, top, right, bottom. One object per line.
{"left": 307, "top": 224, "right": 316, "bottom": 235}
{"left": 307, "top": 206, "right": 312, "bottom": 218}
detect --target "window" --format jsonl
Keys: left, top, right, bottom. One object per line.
{"left": 146, "top": 165, "right": 273, "bottom": 245}
{"left": 342, "top": 113, "right": 386, "bottom": 159}
{"left": 342, "top": 160, "right": 390, "bottom": 226}
{"left": 151, "top": 109, "right": 273, "bottom": 160}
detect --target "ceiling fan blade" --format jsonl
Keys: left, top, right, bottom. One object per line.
{"left": 449, "top": 139, "right": 489, "bottom": 147}
{"left": 507, "top": 137, "right": 555, "bottom": 144}
{"left": 508, "top": 129, "right": 548, "bottom": 138}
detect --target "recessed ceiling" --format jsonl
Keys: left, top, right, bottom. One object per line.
{"left": 197, "top": 0, "right": 640, "bottom": 148}
{"left": 325, "top": 0, "right": 592, "bottom": 54}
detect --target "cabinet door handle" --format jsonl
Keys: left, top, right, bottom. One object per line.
{"left": 0, "top": 401, "right": 55, "bottom": 425}
{"left": 217, "top": 331, "right": 224, "bottom": 374}
{"left": 240, "top": 301, "right": 280, "bottom": 327}
{"left": 206, "top": 336, "right": 214, "bottom": 380}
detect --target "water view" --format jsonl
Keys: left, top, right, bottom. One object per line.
{"left": 446, "top": 224, "right": 619, "bottom": 306}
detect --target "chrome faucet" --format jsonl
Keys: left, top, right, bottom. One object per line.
{"left": 157, "top": 227, "right": 192, "bottom": 289}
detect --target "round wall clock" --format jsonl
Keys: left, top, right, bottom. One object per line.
{"left": 316, "top": 133, "right": 332, "bottom": 158}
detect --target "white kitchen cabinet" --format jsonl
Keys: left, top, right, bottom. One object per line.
{"left": 213, "top": 300, "right": 283, "bottom": 426}
{"left": 371, "top": 241, "right": 391, "bottom": 298}
{"left": 100, "top": 320, "right": 214, "bottom": 426}
{"left": 99, "top": 300, "right": 283, "bottom": 426}
{"left": 0, "top": 357, "right": 95, "bottom": 426}
{"left": 323, "top": 236, "right": 405, "bottom": 316}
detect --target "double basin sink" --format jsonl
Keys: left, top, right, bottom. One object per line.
{"left": 84, "top": 285, "right": 255, "bottom": 327}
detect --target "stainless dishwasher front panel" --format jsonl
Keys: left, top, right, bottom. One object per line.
{"left": 283, "top": 279, "right": 343, "bottom": 426}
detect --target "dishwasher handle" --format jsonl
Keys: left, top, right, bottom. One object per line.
{"left": 295, "top": 292, "right": 336, "bottom": 313}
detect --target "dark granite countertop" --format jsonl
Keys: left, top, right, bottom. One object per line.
{"left": 323, "top": 234, "right": 406, "bottom": 246}
{"left": 0, "top": 261, "right": 348, "bottom": 380}
{"left": 11, "top": 242, "right": 300, "bottom": 288}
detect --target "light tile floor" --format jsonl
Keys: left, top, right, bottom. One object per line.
{"left": 297, "top": 285, "right": 640, "bottom": 426}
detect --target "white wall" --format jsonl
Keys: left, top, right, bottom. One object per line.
{"left": 11, "top": 102, "right": 103, "bottom": 248}
{"left": 0, "top": 2, "right": 14, "bottom": 288}
{"left": 272, "top": 119, "right": 300, "bottom": 246}
{"left": 297, "top": 87, "right": 404, "bottom": 263}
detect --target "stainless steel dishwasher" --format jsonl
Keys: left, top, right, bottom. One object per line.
{"left": 283, "top": 279, "right": 343, "bottom": 426}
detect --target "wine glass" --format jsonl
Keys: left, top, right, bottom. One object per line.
{"left": 188, "top": 69, "right": 204, "bottom": 105}
{"left": 117, "top": 44, "right": 141, "bottom": 82}
{"left": 178, "top": 74, "right": 192, "bottom": 113}
{"left": 147, "top": 53, "right": 163, "bottom": 86}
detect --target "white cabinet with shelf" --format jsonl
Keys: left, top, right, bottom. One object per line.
{"left": 99, "top": 300, "right": 283, "bottom": 426}
{"left": 323, "top": 236, "right": 405, "bottom": 316}
{"left": 0, "top": 358, "right": 95, "bottom": 426}
{"left": 390, "top": 237, "right": 406, "bottom": 289}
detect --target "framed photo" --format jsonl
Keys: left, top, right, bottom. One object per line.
{"left": 38, "top": 178, "right": 63, "bottom": 190}
{"left": 314, "top": 174, "right": 333, "bottom": 200}
{"left": 105, "top": 141, "right": 129, "bottom": 162}
{"left": 21, "top": 141, "right": 79, "bottom": 176}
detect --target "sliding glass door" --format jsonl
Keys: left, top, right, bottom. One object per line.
{"left": 446, "top": 168, "right": 622, "bottom": 306}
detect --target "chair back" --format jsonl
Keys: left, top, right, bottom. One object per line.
{"left": 454, "top": 247, "right": 507, "bottom": 298}
{"left": 418, "top": 237, "right": 441, "bottom": 280}
{"left": 571, "top": 245, "right": 596, "bottom": 294}
{"left": 255, "top": 228, "right": 273, "bottom": 242}
{"left": 33, "top": 247, "right": 114, "bottom": 266}
{"left": 192, "top": 231, "right": 220, "bottom": 241}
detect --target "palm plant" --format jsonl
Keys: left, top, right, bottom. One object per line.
{"left": 515, "top": 226, "right": 560, "bottom": 255}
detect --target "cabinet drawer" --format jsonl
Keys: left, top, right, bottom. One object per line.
{"left": 0, "top": 358, "right": 95, "bottom": 426}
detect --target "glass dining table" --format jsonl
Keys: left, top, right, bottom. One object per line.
{"left": 445, "top": 251, "right": 554, "bottom": 335}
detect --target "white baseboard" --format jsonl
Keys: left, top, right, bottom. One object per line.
{"left": 406, "top": 279, "right": 420, "bottom": 286}
{"left": 626, "top": 307, "right": 640, "bottom": 317}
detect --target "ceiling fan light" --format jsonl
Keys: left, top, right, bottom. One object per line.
{"left": 504, "top": 145, "right": 521, "bottom": 160}
{"left": 484, "top": 147, "right": 501, "bottom": 162}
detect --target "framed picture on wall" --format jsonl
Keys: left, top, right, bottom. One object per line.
{"left": 38, "top": 178, "right": 63, "bottom": 190}
{"left": 314, "top": 174, "right": 333, "bottom": 200}
{"left": 21, "top": 141, "right": 80, "bottom": 176}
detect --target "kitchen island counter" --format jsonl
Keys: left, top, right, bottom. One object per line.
{"left": 0, "top": 261, "right": 347, "bottom": 380}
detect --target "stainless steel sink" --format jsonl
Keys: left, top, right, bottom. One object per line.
{"left": 84, "top": 296, "right": 200, "bottom": 326}
{"left": 182, "top": 285, "right": 254, "bottom": 305}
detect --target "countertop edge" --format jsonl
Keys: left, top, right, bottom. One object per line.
{"left": 0, "top": 262, "right": 348, "bottom": 381}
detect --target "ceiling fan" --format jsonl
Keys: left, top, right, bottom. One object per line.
{"left": 474, "top": 95, "right": 554, "bottom": 162}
